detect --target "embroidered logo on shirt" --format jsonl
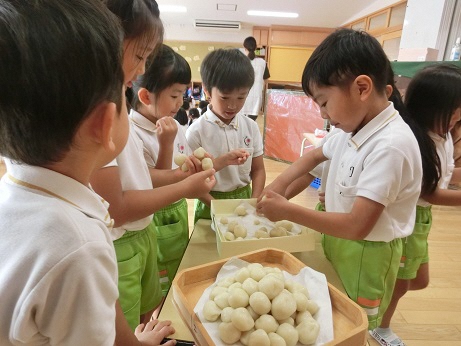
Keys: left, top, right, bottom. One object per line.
{"left": 177, "top": 143, "right": 185, "bottom": 154}
{"left": 244, "top": 136, "right": 251, "bottom": 147}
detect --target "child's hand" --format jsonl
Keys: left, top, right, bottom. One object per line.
{"left": 182, "top": 169, "right": 216, "bottom": 198}
{"left": 256, "top": 190, "right": 289, "bottom": 222}
{"left": 213, "top": 149, "right": 250, "bottom": 171}
{"left": 157, "top": 117, "right": 178, "bottom": 148}
{"left": 135, "top": 319, "right": 176, "bottom": 346}
{"left": 257, "top": 181, "right": 286, "bottom": 202}
{"left": 318, "top": 191, "right": 326, "bottom": 208}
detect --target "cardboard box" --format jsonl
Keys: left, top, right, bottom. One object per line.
{"left": 172, "top": 248, "right": 369, "bottom": 346}
{"left": 210, "top": 199, "right": 315, "bottom": 257}
{"left": 397, "top": 47, "right": 439, "bottom": 61}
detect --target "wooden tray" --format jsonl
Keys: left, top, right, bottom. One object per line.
{"left": 172, "top": 248, "right": 368, "bottom": 346}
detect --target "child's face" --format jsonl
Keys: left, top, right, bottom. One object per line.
{"left": 149, "top": 83, "right": 188, "bottom": 119}
{"left": 122, "top": 38, "right": 156, "bottom": 87}
{"left": 208, "top": 87, "right": 249, "bottom": 124}
{"left": 310, "top": 83, "right": 364, "bottom": 133}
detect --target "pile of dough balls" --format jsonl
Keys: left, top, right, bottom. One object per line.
{"left": 174, "top": 147, "right": 213, "bottom": 172}
{"left": 202, "top": 263, "right": 320, "bottom": 345}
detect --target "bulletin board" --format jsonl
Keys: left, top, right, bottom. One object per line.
{"left": 164, "top": 41, "right": 240, "bottom": 82}
{"left": 264, "top": 89, "right": 323, "bottom": 163}
{"left": 268, "top": 46, "right": 315, "bottom": 83}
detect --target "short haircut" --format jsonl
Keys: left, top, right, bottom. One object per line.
{"left": 200, "top": 48, "right": 255, "bottom": 94}
{"left": 0, "top": 0, "right": 124, "bottom": 166}
{"left": 302, "top": 28, "right": 391, "bottom": 96}
{"left": 174, "top": 108, "right": 188, "bottom": 126}
{"left": 189, "top": 108, "right": 200, "bottom": 119}
{"left": 131, "top": 44, "right": 191, "bottom": 110}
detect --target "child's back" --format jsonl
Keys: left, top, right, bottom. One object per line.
{"left": 0, "top": 0, "right": 124, "bottom": 343}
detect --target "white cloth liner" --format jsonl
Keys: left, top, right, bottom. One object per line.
{"left": 194, "top": 257, "right": 334, "bottom": 345}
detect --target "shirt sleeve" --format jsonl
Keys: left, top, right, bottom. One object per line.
{"left": 185, "top": 122, "right": 201, "bottom": 151}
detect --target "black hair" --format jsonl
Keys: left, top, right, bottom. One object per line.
{"left": 405, "top": 64, "right": 461, "bottom": 194}
{"left": 302, "top": 28, "right": 390, "bottom": 96}
{"left": 182, "top": 100, "right": 191, "bottom": 110}
{"left": 131, "top": 44, "right": 191, "bottom": 110}
{"left": 174, "top": 108, "right": 188, "bottom": 126}
{"left": 188, "top": 108, "right": 201, "bottom": 126}
{"left": 0, "top": 0, "right": 124, "bottom": 165}
{"left": 198, "top": 100, "right": 209, "bottom": 109}
{"left": 244, "top": 36, "right": 257, "bottom": 60}
{"left": 200, "top": 48, "right": 255, "bottom": 94}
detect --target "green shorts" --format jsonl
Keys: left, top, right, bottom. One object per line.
{"left": 322, "top": 235, "right": 402, "bottom": 330}
{"left": 154, "top": 198, "right": 189, "bottom": 296}
{"left": 397, "top": 205, "right": 431, "bottom": 280}
{"left": 194, "top": 184, "right": 252, "bottom": 224}
{"left": 114, "top": 223, "right": 162, "bottom": 331}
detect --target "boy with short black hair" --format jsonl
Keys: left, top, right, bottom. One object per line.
{"left": 186, "top": 48, "right": 266, "bottom": 223}
{"left": 0, "top": 0, "right": 174, "bottom": 344}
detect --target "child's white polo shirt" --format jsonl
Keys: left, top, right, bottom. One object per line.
{"left": 0, "top": 161, "right": 118, "bottom": 345}
{"left": 106, "top": 125, "right": 153, "bottom": 240}
{"left": 418, "top": 132, "right": 455, "bottom": 207}
{"left": 130, "top": 109, "right": 191, "bottom": 169}
{"left": 186, "top": 110, "right": 263, "bottom": 192}
{"left": 322, "top": 103, "right": 422, "bottom": 242}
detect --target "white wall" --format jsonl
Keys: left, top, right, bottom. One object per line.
{"left": 163, "top": 23, "right": 252, "bottom": 43}
{"left": 400, "top": 0, "right": 446, "bottom": 49}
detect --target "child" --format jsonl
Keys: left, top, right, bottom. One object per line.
{"left": 0, "top": 0, "right": 174, "bottom": 344}
{"left": 186, "top": 48, "right": 266, "bottom": 223}
{"left": 188, "top": 107, "right": 201, "bottom": 126}
{"left": 256, "top": 28, "right": 423, "bottom": 330}
{"left": 130, "top": 44, "right": 252, "bottom": 296}
{"left": 174, "top": 108, "right": 189, "bottom": 127}
{"left": 91, "top": 0, "right": 216, "bottom": 331}
{"left": 370, "top": 64, "right": 461, "bottom": 346}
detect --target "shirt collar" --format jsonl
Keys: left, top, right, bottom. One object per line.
{"left": 129, "top": 109, "right": 157, "bottom": 132}
{"left": 204, "top": 109, "right": 239, "bottom": 129}
{"left": 349, "top": 102, "right": 398, "bottom": 150}
{"left": 4, "top": 160, "right": 113, "bottom": 228}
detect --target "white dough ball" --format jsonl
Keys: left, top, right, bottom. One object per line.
{"left": 296, "top": 318, "right": 320, "bottom": 345}
{"left": 235, "top": 205, "right": 247, "bottom": 216}
{"left": 219, "top": 321, "right": 241, "bottom": 344}
{"left": 203, "top": 300, "right": 222, "bottom": 321}
{"left": 271, "top": 290, "right": 297, "bottom": 321}
{"left": 305, "top": 299, "right": 320, "bottom": 315}
{"left": 234, "top": 225, "right": 247, "bottom": 238}
{"left": 247, "top": 305, "right": 260, "bottom": 320}
{"left": 293, "top": 291, "right": 309, "bottom": 312}
{"left": 210, "top": 285, "right": 227, "bottom": 300}
{"left": 201, "top": 157, "right": 213, "bottom": 170}
{"left": 225, "top": 232, "right": 235, "bottom": 241}
{"left": 221, "top": 306, "right": 234, "bottom": 323}
{"left": 240, "top": 328, "right": 255, "bottom": 346}
{"left": 270, "top": 227, "right": 287, "bottom": 237}
{"left": 242, "top": 277, "right": 259, "bottom": 296}
{"left": 275, "top": 220, "right": 293, "bottom": 232}
{"left": 258, "top": 275, "right": 284, "bottom": 300}
{"left": 181, "top": 162, "right": 189, "bottom": 172}
{"left": 231, "top": 307, "right": 255, "bottom": 332}
{"left": 277, "top": 317, "right": 294, "bottom": 326}
{"left": 254, "top": 314, "right": 279, "bottom": 333}
{"left": 228, "top": 287, "right": 249, "bottom": 308}
{"left": 235, "top": 267, "right": 251, "bottom": 283}
{"left": 268, "top": 332, "right": 287, "bottom": 346}
{"left": 295, "top": 311, "right": 313, "bottom": 325}
{"left": 220, "top": 216, "right": 229, "bottom": 224}
{"left": 248, "top": 329, "right": 270, "bottom": 346}
{"left": 217, "top": 276, "right": 235, "bottom": 288}
{"left": 276, "top": 323, "right": 299, "bottom": 346}
{"left": 291, "top": 282, "right": 310, "bottom": 298}
{"left": 228, "top": 221, "right": 239, "bottom": 232}
{"left": 228, "top": 282, "right": 242, "bottom": 291}
{"left": 173, "top": 154, "right": 187, "bottom": 167}
{"left": 255, "top": 229, "right": 270, "bottom": 239}
{"left": 249, "top": 266, "right": 266, "bottom": 282}
{"left": 254, "top": 219, "right": 261, "bottom": 225}
{"left": 214, "top": 291, "right": 230, "bottom": 309}
{"left": 193, "top": 147, "right": 206, "bottom": 160}
{"left": 249, "top": 291, "right": 271, "bottom": 315}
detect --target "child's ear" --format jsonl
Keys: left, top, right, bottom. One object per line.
{"left": 203, "top": 87, "right": 211, "bottom": 100}
{"left": 138, "top": 88, "right": 152, "bottom": 106}
{"left": 85, "top": 101, "right": 117, "bottom": 152}
{"left": 354, "top": 75, "right": 373, "bottom": 100}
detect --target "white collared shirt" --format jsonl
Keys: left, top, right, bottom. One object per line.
{"left": 322, "top": 102, "right": 422, "bottom": 241}
{"left": 130, "top": 109, "right": 191, "bottom": 169}
{"left": 0, "top": 161, "right": 118, "bottom": 345}
{"left": 418, "top": 131, "right": 455, "bottom": 207}
{"left": 186, "top": 109, "right": 263, "bottom": 192}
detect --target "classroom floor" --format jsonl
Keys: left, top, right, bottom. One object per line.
{"left": 2, "top": 116, "right": 461, "bottom": 345}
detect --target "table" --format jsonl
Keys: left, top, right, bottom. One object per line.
{"left": 158, "top": 219, "right": 345, "bottom": 342}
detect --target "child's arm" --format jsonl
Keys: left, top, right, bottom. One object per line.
{"left": 257, "top": 191, "right": 384, "bottom": 240}
{"left": 211, "top": 149, "right": 250, "bottom": 171}
{"left": 91, "top": 166, "right": 215, "bottom": 228}
{"left": 155, "top": 117, "right": 177, "bottom": 170}
{"left": 285, "top": 174, "right": 316, "bottom": 200}
{"left": 148, "top": 155, "right": 202, "bottom": 188}
{"left": 250, "top": 155, "right": 266, "bottom": 198}
{"left": 422, "top": 187, "right": 461, "bottom": 206}
{"left": 115, "top": 300, "right": 176, "bottom": 346}
{"left": 259, "top": 147, "right": 327, "bottom": 199}
{"left": 450, "top": 167, "right": 461, "bottom": 184}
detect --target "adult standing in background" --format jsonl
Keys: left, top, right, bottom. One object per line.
{"left": 241, "top": 36, "right": 270, "bottom": 121}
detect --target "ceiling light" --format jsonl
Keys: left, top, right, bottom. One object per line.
{"left": 247, "top": 10, "right": 298, "bottom": 18}
{"left": 159, "top": 5, "right": 187, "bottom": 13}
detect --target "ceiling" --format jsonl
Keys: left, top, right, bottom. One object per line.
{"left": 158, "top": 0, "right": 390, "bottom": 30}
